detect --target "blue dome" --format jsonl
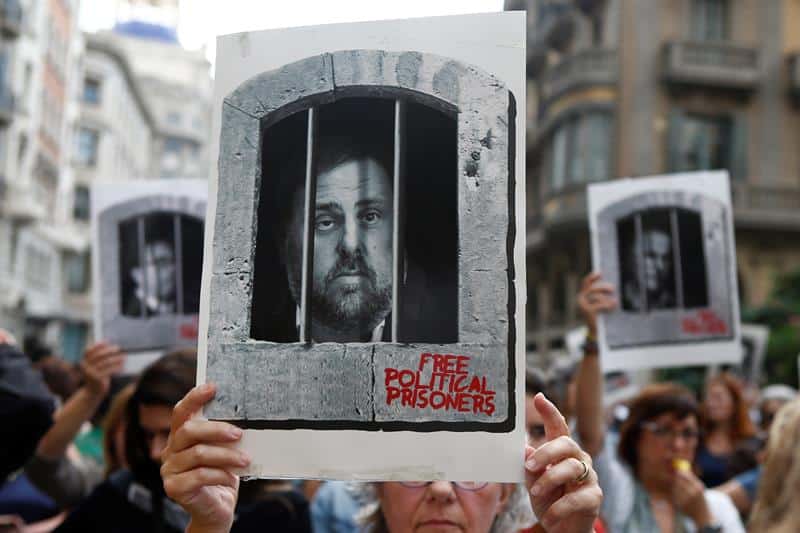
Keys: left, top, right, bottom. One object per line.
{"left": 113, "top": 20, "right": 178, "bottom": 43}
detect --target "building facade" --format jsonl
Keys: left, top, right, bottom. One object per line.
{"left": 0, "top": 0, "right": 87, "bottom": 359}
{"left": 509, "top": 0, "right": 800, "bottom": 368}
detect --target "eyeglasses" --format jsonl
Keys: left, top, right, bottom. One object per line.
{"left": 641, "top": 421, "right": 700, "bottom": 442}
{"left": 398, "top": 481, "right": 488, "bottom": 492}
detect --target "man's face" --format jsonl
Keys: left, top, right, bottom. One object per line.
{"left": 142, "top": 241, "right": 176, "bottom": 301}
{"left": 638, "top": 229, "right": 671, "bottom": 292}
{"left": 286, "top": 156, "right": 393, "bottom": 336}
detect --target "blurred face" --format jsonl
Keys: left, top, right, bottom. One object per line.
{"left": 705, "top": 382, "right": 735, "bottom": 424}
{"left": 286, "top": 157, "right": 393, "bottom": 337}
{"left": 141, "top": 241, "right": 176, "bottom": 301}
{"left": 378, "top": 482, "right": 511, "bottom": 533}
{"left": 636, "top": 412, "right": 699, "bottom": 487}
{"left": 139, "top": 404, "right": 172, "bottom": 464}
{"left": 525, "top": 394, "right": 546, "bottom": 448}
{"left": 640, "top": 230, "right": 671, "bottom": 292}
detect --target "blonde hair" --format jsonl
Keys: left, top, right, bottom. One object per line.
{"left": 356, "top": 483, "right": 535, "bottom": 533}
{"left": 749, "top": 396, "right": 800, "bottom": 532}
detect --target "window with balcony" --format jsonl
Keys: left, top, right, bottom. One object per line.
{"left": 543, "top": 110, "right": 613, "bottom": 192}
{"left": 76, "top": 127, "right": 99, "bottom": 166}
{"left": 73, "top": 185, "right": 89, "bottom": 221}
{"left": 690, "top": 0, "right": 729, "bottom": 41}
{"left": 667, "top": 110, "right": 746, "bottom": 179}
{"left": 83, "top": 77, "right": 101, "bottom": 105}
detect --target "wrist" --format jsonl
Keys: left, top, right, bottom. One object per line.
{"left": 187, "top": 519, "right": 231, "bottom": 533}
{"left": 690, "top": 505, "right": 713, "bottom": 528}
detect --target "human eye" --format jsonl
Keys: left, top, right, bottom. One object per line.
{"left": 315, "top": 215, "right": 337, "bottom": 232}
{"left": 359, "top": 209, "right": 382, "bottom": 225}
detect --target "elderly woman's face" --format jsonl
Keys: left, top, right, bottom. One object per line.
{"left": 377, "top": 482, "right": 511, "bottom": 533}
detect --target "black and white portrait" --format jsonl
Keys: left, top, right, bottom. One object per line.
{"left": 93, "top": 181, "right": 207, "bottom": 353}
{"left": 617, "top": 208, "right": 708, "bottom": 312}
{"left": 200, "top": 14, "right": 527, "bottom": 481}
{"left": 589, "top": 171, "right": 741, "bottom": 372}
{"left": 119, "top": 212, "right": 203, "bottom": 318}
{"left": 251, "top": 98, "right": 457, "bottom": 344}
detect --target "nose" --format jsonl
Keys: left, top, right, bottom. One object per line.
{"left": 426, "top": 481, "right": 456, "bottom": 502}
{"left": 338, "top": 216, "right": 359, "bottom": 253}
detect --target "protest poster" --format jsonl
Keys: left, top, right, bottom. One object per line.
{"left": 198, "top": 12, "right": 527, "bottom": 481}
{"left": 92, "top": 179, "right": 207, "bottom": 363}
{"left": 588, "top": 171, "right": 741, "bottom": 372}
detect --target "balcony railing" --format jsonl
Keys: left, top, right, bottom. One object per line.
{"left": 0, "top": 83, "right": 14, "bottom": 124}
{"left": 0, "top": 0, "right": 22, "bottom": 39}
{"left": 540, "top": 48, "right": 618, "bottom": 105}
{"left": 662, "top": 40, "right": 759, "bottom": 92}
{"left": 732, "top": 183, "right": 800, "bottom": 230}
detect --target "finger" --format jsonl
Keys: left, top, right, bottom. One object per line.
{"left": 163, "top": 467, "right": 239, "bottom": 502}
{"left": 534, "top": 393, "right": 570, "bottom": 441}
{"left": 170, "top": 419, "right": 243, "bottom": 454}
{"left": 530, "top": 457, "right": 595, "bottom": 498}
{"left": 540, "top": 484, "right": 603, "bottom": 532}
{"left": 171, "top": 383, "right": 216, "bottom": 435}
{"left": 85, "top": 344, "right": 122, "bottom": 364}
{"left": 588, "top": 281, "right": 616, "bottom": 295}
{"left": 581, "top": 272, "right": 602, "bottom": 290}
{"left": 162, "top": 444, "right": 250, "bottom": 476}
{"left": 587, "top": 298, "right": 617, "bottom": 314}
{"left": 526, "top": 436, "right": 589, "bottom": 476}
{"left": 95, "top": 355, "right": 126, "bottom": 373}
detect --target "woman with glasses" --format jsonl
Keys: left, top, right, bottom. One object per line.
{"left": 160, "top": 384, "right": 603, "bottom": 533}
{"left": 574, "top": 273, "right": 745, "bottom": 532}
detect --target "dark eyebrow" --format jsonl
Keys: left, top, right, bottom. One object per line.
{"left": 315, "top": 202, "right": 342, "bottom": 212}
{"left": 355, "top": 198, "right": 386, "bottom": 209}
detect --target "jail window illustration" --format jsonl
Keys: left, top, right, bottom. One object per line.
{"left": 616, "top": 207, "right": 708, "bottom": 313}
{"left": 250, "top": 97, "right": 459, "bottom": 344}
{"left": 119, "top": 212, "right": 204, "bottom": 318}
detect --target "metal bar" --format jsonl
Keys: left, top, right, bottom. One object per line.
{"left": 136, "top": 217, "right": 147, "bottom": 318}
{"left": 670, "top": 209, "right": 684, "bottom": 309}
{"left": 299, "top": 108, "right": 318, "bottom": 343}
{"left": 634, "top": 213, "right": 648, "bottom": 312}
{"left": 174, "top": 214, "right": 184, "bottom": 314}
{"left": 391, "top": 100, "right": 406, "bottom": 343}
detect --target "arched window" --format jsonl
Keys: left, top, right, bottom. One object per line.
{"left": 206, "top": 50, "right": 517, "bottom": 432}
{"left": 98, "top": 195, "right": 205, "bottom": 351}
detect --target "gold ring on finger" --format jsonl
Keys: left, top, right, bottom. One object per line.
{"left": 574, "top": 459, "right": 590, "bottom": 484}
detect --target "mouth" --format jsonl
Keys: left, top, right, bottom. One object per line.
{"left": 417, "top": 520, "right": 460, "bottom": 530}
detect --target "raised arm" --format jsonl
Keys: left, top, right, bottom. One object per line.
{"left": 35, "top": 342, "right": 125, "bottom": 459}
{"left": 161, "top": 383, "right": 249, "bottom": 533}
{"left": 574, "top": 273, "right": 617, "bottom": 457}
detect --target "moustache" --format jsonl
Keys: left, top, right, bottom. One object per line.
{"left": 323, "top": 251, "right": 377, "bottom": 287}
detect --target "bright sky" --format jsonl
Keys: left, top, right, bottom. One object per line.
{"left": 80, "top": 0, "right": 506, "bottom": 67}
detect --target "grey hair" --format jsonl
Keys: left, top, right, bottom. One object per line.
{"left": 350, "top": 482, "right": 536, "bottom": 533}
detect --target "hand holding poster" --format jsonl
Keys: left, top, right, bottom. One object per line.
{"left": 199, "top": 13, "right": 526, "bottom": 481}
{"left": 588, "top": 171, "right": 741, "bottom": 372}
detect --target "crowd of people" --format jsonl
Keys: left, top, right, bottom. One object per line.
{"left": 1, "top": 272, "right": 798, "bottom": 532}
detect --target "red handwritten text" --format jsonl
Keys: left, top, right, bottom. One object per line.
{"left": 682, "top": 309, "right": 728, "bottom": 335}
{"left": 384, "top": 353, "right": 496, "bottom": 415}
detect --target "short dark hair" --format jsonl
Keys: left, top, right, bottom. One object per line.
{"left": 125, "top": 348, "right": 196, "bottom": 486}
{"left": 525, "top": 369, "right": 548, "bottom": 398}
{"left": 617, "top": 382, "right": 699, "bottom": 475}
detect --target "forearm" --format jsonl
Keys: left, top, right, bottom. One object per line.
{"left": 36, "top": 386, "right": 103, "bottom": 459}
{"left": 575, "top": 350, "right": 605, "bottom": 456}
